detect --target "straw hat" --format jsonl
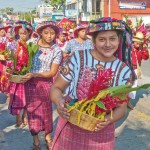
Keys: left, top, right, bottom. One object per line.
{"left": 14, "top": 20, "right": 33, "bottom": 35}
{"left": 35, "top": 21, "right": 60, "bottom": 35}
{"left": 132, "top": 32, "right": 144, "bottom": 43}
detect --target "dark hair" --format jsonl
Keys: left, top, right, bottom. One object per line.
{"left": 92, "top": 30, "right": 123, "bottom": 43}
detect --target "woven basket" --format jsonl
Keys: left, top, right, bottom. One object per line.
{"left": 65, "top": 103, "right": 100, "bottom": 131}
{"left": 0, "top": 55, "right": 5, "bottom": 60}
{"left": 9, "top": 75, "right": 23, "bottom": 83}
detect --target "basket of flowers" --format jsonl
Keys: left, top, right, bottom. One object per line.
{"left": 6, "top": 41, "right": 38, "bottom": 83}
{"left": 65, "top": 68, "right": 150, "bottom": 131}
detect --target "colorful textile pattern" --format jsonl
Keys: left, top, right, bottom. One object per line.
{"left": 56, "top": 40, "right": 68, "bottom": 52}
{"left": 52, "top": 50, "right": 132, "bottom": 149}
{"left": 65, "top": 38, "right": 94, "bottom": 54}
{"left": 6, "top": 39, "right": 17, "bottom": 51}
{"left": 88, "top": 17, "right": 135, "bottom": 81}
{"left": 28, "top": 38, "right": 62, "bottom": 73}
{"left": 9, "top": 83, "right": 26, "bottom": 115}
{"left": 25, "top": 78, "right": 53, "bottom": 136}
{"left": 88, "top": 17, "right": 126, "bottom": 33}
{"left": 61, "top": 50, "right": 132, "bottom": 99}
{"left": 52, "top": 117, "right": 114, "bottom": 150}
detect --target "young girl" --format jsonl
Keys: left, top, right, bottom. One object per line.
{"left": 50, "top": 17, "right": 135, "bottom": 150}
{"left": 21, "top": 21, "right": 62, "bottom": 150}
{"left": 56, "top": 30, "right": 68, "bottom": 52}
{"left": 8, "top": 23, "right": 33, "bottom": 127}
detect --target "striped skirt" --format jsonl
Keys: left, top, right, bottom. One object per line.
{"left": 52, "top": 117, "right": 115, "bottom": 150}
{"left": 9, "top": 82, "right": 26, "bottom": 115}
{"left": 25, "top": 78, "right": 53, "bottom": 136}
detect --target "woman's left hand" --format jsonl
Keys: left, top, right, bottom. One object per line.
{"left": 94, "top": 118, "right": 112, "bottom": 132}
{"left": 20, "top": 73, "right": 34, "bottom": 83}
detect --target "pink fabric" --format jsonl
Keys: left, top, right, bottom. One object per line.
{"left": 9, "top": 82, "right": 26, "bottom": 115}
{"left": 25, "top": 78, "right": 53, "bottom": 136}
{"left": 0, "top": 61, "right": 6, "bottom": 74}
{"left": 52, "top": 117, "right": 115, "bottom": 150}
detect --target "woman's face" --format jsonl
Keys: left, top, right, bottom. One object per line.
{"left": 19, "top": 28, "right": 30, "bottom": 41}
{"left": 41, "top": 28, "right": 56, "bottom": 44}
{"left": 7, "top": 28, "right": 15, "bottom": 40}
{"left": 94, "top": 30, "right": 120, "bottom": 59}
{"left": 58, "top": 33, "right": 66, "bottom": 42}
{"left": 78, "top": 29, "right": 87, "bottom": 39}
{"left": 0, "top": 29, "right": 5, "bottom": 37}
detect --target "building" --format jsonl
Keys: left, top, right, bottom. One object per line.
{"left": 37, "top": 3, "right": 53, "bottom": 18}
{"left": 65, "top": 0, "right": 103, "bottom": 21}
{"left": 104, "top": 0, "right": 150, "bottom": 25}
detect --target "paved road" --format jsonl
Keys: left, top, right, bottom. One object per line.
{"left": 0, "top": 59, "right": 150, "bottom": 150}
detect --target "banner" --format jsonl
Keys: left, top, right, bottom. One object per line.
{"left": 119, "top": 1, "right": 146, "bottom": 10}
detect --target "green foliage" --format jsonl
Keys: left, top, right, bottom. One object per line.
{"left": 44, "top": 0, "right": 66, "bottom": 9}
{"left": 0, "top": 7, "right": 14, "bottom": 15}
{"left": 19, "top": 12, "right": 36, "bottom": 23}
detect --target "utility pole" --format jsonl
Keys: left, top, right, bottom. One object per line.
{"left": 76, "top": 0, "right": 79, "bottom": 24}
{"left": 108, "top": 0, "right": 111, "bottom": 17}
{"left": 94, "top": 0, "right": 96, "bottom": 19}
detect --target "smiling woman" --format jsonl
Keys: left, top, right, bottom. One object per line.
{"left": 50, "top": 17, "right": 136, "bottom": 150}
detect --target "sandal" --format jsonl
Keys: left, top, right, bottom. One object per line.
{"left": 45, "top": 139, "right": 53, "bottom": 150}
{"left": 33, "top": 143, "right": 41, "bottom": 150}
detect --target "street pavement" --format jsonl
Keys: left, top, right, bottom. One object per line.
{"left": 0, "top": 59, "right": 150, "bottom": 150}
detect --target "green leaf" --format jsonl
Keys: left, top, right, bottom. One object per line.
{"left": 111, "top": 84, "right": 150, "bottom": 97}
{"left": 95, "top": 101, "right": 106, "bottom": 110}
{"left": 116, "top": 94, "right": 127, "bottom": 100}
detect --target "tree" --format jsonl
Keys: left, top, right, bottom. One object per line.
{"left": 0, "top": 7, "right": 14, "bottom": 15}
{"left": 43, "top": 0, "right": 66, "bottom": 10}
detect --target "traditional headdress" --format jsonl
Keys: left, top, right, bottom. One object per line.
{"left": 73, "top": 24, "right": 87, "bottom": 38}
{"left": 88, "top": 17, "right": 136, "bottom": 81}
{"left": 35, "top": 21, "right": 60, "bottom": 35}
{"left": 14, "top": 20, "right": 33, "bottom": 35}
{"left": 132, "top": 17, "right": 150, "bottom": 43}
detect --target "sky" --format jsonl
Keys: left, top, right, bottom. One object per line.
{"left": 0, "top": 0, "right": 41, "bottom": 12}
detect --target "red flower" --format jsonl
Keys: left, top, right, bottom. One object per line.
{"left": 87, "top": 69, "right": 113, "bottom": 99}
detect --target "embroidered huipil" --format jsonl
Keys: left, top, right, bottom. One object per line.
{"left": 29, "top": 38, "right": 62, "bottom": 73}
{"left": 65, "top": 38, "right": 94, "bottom": 54}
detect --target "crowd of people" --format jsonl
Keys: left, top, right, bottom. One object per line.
{"left": 0, "top": 17, "right": 149, "bottom": 150}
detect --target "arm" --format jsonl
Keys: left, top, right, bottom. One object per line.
{"left": 20, "top": 62, "right": 60, "bottom": 82}
{"left": 30, "top": 63, "right": 60, "bottom": 78}
{"left": 50, "top": 74, "right": 70, "bottom": 119}
{"left": 140, "top": 45, "right": 149, "bottom": 60}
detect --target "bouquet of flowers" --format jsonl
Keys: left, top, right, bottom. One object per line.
{"left": 6, "top": 41, "right": 38, "bottom": 83}
{"left": 66, "top": 67, "right": 150, "bottom": 131}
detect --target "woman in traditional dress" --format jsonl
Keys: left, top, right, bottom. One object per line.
{"left": 50, "top": 17, "right": 135, "bottom": 150}
{"left": 64, "top": 25, "right": 94, "bottom": 55}
{"left": 8, "top": 22, "right": 33, "bottom": 127}
{"left": 21, "top": 21, "right": 62, "bottom": 150}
